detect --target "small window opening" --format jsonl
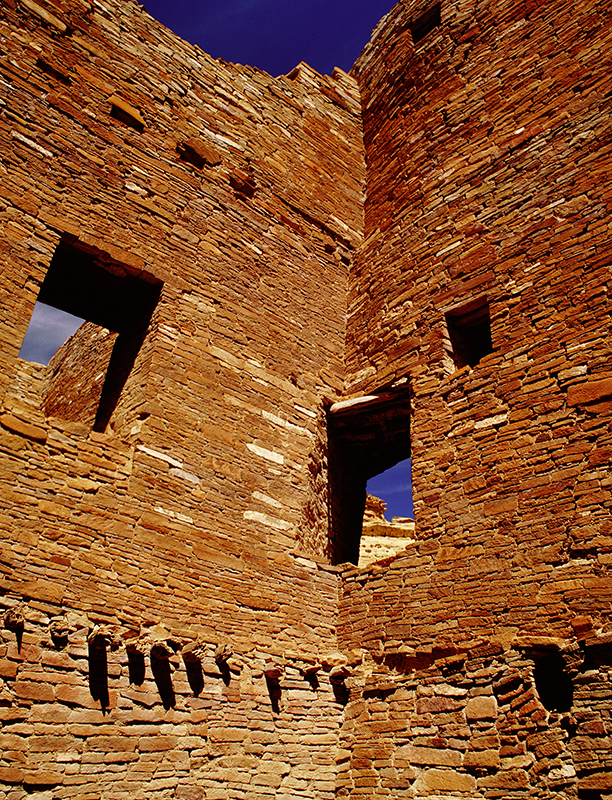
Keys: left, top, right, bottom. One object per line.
{"left": 445, "top": 296, "right": 493, "bottom": 370}
{"left": 18, "top": 236, "right": 162, "bottom": 433}
{"left": 411, "top": 3, "right": 441, "bottom": 45}
{"left": 327, "top": 385, "right": 412, "bottom": 565}
{"left": 533, "top": 651, "right": 573, "bottom": 712}
{"left": 109, "top": 100, "right": 144, "bottom": 133}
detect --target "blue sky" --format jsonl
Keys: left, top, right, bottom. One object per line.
{"left": 20, "top": 303, "right": 84, "bottom": 365}
{"left": 367, "top": 459, "right": 413, "bottom": 519}
{"left": 141, "top": 0, "right": 394, "bottom": 77}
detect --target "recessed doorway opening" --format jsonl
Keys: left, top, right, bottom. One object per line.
{"left": 327, "top": 384, "right": 412, "bottom": 566}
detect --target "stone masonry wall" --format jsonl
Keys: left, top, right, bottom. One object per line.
{"left": 2, "top": 0, "right": 612, "bottom": 795}
{"left": 0, "top": 0, "right": 365, "bottom": 796}
{"left": 43, "top": 322, "right": 118, "bottom": 427}
{"left": 335, "top": 632, "right": 612, "bottom": 798}
{"left": 338, "top": 0, "right": 612, "bottom": 796}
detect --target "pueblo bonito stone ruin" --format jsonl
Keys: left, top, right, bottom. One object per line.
{"left": 0, "top": 0, "right": 611, "bottom": 797}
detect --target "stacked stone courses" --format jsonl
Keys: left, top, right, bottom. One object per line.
{"left": 0, "top": 0, "right": 611, "bottom": 796}
{"left": 0, "top": 0, "right": 364, "bottom": 795}
{"left": 340, "top": 0, "right": 612, "bottom": 795}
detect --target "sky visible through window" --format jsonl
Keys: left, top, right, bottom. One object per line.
{"left": 367, "top": 458, "right": 413, "bottom": 520}
{"left": 20, "top": 303, "right": 84, "bottom": 366}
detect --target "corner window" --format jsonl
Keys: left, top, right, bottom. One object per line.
{"left": 18, "top": 237, "right": 162, "bottom": 433}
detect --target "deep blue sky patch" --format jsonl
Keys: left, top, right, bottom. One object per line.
{"left": 141, "top": 0, "right": 394, "bottom": 77}
{"left": 367, "top": 459, "right": 414, "bottom": 520}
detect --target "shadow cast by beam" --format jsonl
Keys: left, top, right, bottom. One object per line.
{"left": 151, "top": 654, "right": 175, "bottom": 709}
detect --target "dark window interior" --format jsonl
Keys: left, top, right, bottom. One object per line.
{"left": 36, "top": 237, "right": 162, "bottom": 432}
{"left": 446, "top": 297, "right": 493, "bottom": 369}
{"left": 533, "top": 651, "right": 574, "bottom": 712}
{"left": 327, "top": 385, "right": 411, "bottom": 565}
{"left": 411, "top": 3, "right": 441, "bottom": 45}
{"left": 110, "top": 103, "right": 144, "bottom": 133}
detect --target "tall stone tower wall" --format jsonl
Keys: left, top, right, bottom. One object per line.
{"left": 337, "top": 0, "right": 612, "bottom": 795}
{"left": 0, "top": 0, "right": 364, "bottom": 795}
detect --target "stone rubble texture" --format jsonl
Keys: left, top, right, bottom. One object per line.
{"left": 0, "top": 0, "right": 611, "bottom": 797}
{"left": 359, "top": 496, "right": 415, "bottom": 568}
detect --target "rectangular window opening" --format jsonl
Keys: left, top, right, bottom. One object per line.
{"left": 327, "top": 385, "right": 412, "bottom": 566}
{"left": 109, "top": 99, "right": 144, "bottom": 133}
{"left": 445, "top": 296, "right": 493, "bottom": 371}
{"left": 411, "top": 3, "right": 442, "bottom": 45}
{"left": 17, "top": 237, "right": 162, "bottom": 434}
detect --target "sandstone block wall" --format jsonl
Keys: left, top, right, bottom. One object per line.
{"left": 338, "top": 0, "right": 612, "bottom": 795}
{"left": 0, "top": 0, "right": 365, "bottom": 795}
{"left": 1, "top": 0, "right": 611, "bottom": 795}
